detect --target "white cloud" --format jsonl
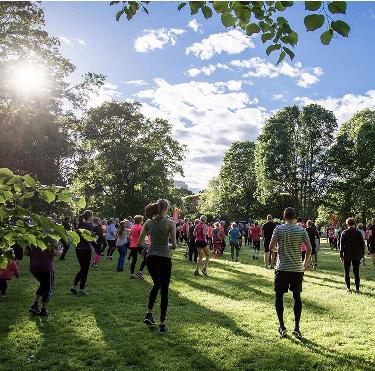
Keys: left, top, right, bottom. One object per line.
{"left": 134, "top": 28, "right": 185, "bottom": 53}
{"left": 186, "top": 29, "right": 255, "bottom": 60}
{"left": 272, "top": 94, "right": 284, "bottom": 101}
{"left": 230, "top": 57, "right": 323, "bottom": 88}
{"left": 125, "top": 80, "right": 148, "bottom": 86}
{"left": 59, "top": 36, "right": 86, "bottom": 47}
{"left": 136, "top": 78, "right": 267, "bottom": 189}
{"left": 186, "top": 63, "right": 231, "bottom": 77}
{"left": 294, "top": 90, "right": 375, "bottom": 124}
{"left": 187, "top": 19, "right": 203, "bottom": 33}
{"left": 86, "top": 82, "right": 123, "bottom": 109}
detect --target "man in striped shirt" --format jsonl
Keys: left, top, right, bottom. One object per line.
{"left": 270, "top": 207, "right": 312, "bottom": 339}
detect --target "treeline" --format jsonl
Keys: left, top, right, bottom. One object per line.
{"left": 198, "top": 106, "right": 375, "bottom": 225}
{"left": 0, "top": 2, "right": 189, "bottom": 218}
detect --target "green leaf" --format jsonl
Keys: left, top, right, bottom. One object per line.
{"left": 41, "top": 189, "right": 56, "bottom": 203}
{"left": 304, "top": 14, "right": 325, "bottom": 31}
{"left": 331, "top": 20, "right": 350, "bottom": 37}
{"left": 320, "top": 29, "right": 333, "bottom": 45}
{"left": 23, "top": 174, "right": 37, "bottom": 188}
{"left": 276, "top": 50, "right": 286, "bottom": 65}
{"left": 202, "top": 5, "right": 213, "bottom": 19}
{"left": 281, "top": 31, "right": 298, "bottom": 46}
{"left": 266, "top": 44, "right": 281, "bottom": 56}
{"left": 19, "top": 191, "right": 34, "bottom": 200}
{"left": 36, "top": 239, "right": 48, "bottom": 250}
{"left": 67, "top": 230, "right": 80, "bottom": 246}
{"left": 328, "top": 1, "right": 346, "bottom": 14}
{"left": 277, "top": 16, "right": 288, "bottom": 25}
{"left": 213, "top": 1, "right": 228, "bottom": 13}
{"left": 275, "top": 2, "right": 286, "bottom": 11}
{"left": 79, "top": 229, "right": 97, "bottom": 242}
{"left": 305, "top": 1, "right": 322, "bottom": 11}
{"left": 58, "top": 192, "right": 73, "bottom": 203}
{"left": 178, "top": 2, "right": 187, "bottom": 11}
{"left": 261, "top": 32, "right": 274, "bottom": 43}
{"left": 189, "top": 1, "right": 202, "bottom": 15}
{"left": 246, "top": 23, "right": 261, "bottom": 36}
{"left": 259, "top": 21, "right": 271, "bottom": 32}
{"left": 0, "top": 256, "right": 7, "bottom": 269}
{"left": 0, "top": 207, "right": 7, "bottom": 221}
{"left": 115, "top": 9, "right": 124, "bottom": 21}
{"left": 25, "top": 234, "right": 37, "bottom": 246}
{"left": 75, "top": 197, "right": 86, "bottom": 209}
{"left": 0, "top": 168, "right": 13, "bottom": 177}
{"left": 2, "top": 190, "right": 12, "bottom": 201}
{"left": 283, "top": 46, "right": 295, "bottom": 60}
{"left": 221, "top": 11, "right": 236, "bottom": 27}
{"left": 0, "top": 195, "right": 5, "bottom": 204}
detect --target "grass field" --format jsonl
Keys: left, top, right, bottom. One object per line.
{"left": 1, "top": 241, "right": 374, "bottom": 371}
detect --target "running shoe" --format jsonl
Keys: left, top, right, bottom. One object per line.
{"left": 201, "top": 268, "right": 208, "bottom": 276}
{"left": 159, "top": 324, "right": 169, "bottom": 334}
{"left": 116, "top": 268, "right": 124, "bottom": 272}
{"left": 70, "top": 285, "right": 78, "bottom": 295}
{"left": 91, "top": 262, "right": 98, "bottom": 269}
{"left": 278, "top": 326, "right": 287, "bottom": 338}
{"left": 292, "top": 329, "right": 303, "bottom": 339}
{"left": 39, "top": 308, "right": 49, "bottom": 317}
{"left": 346, "top": 288, "right": 352, "bottom": 294}
{"left": 144, "top": 313, "right": 156, "bottom": 326}
{"left": 130, "top": 274, "right": 136, "bottom": 279}
{"left": 355, "top": 290, "right": 360, "bottom": 295}
{"left": 29, "top": 303, "right": 41, "bottom": 315}
{"left": 194, "top": 270, "right": 200, "bottom": 277}
{"left": 136, "top": 271, "right": 145, "bottom": 280}
{"left": 78, "top": 289, "right": 88, "bottom": 296}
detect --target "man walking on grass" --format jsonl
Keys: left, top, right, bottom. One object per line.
{"left": 340, "top": 217, "right": 365, "bottom": 294}
{"left": 270, "top": 207, "right": 312, "bottom": 339}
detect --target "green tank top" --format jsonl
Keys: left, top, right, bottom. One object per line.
{"left": 148, "top": 217, "right": 171, "bottom": 258}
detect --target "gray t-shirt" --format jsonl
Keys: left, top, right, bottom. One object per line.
{"left": 147, "top": 217, "right": 171, "bottom": 258}
{"left": 273, "top": 223, "right": 310, "bottom": 272}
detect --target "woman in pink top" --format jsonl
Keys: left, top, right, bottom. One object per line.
{"left": 194, "top": 215, "right": 210, "bottom": 276}
{"left": 251, "top": 222, "right": 261, "bottom": 259}
{"left": 129, "top": 215, "right": 147, "bottom": 279}
{"left": 0, "top": 252, "right": 20, "bottom": 297}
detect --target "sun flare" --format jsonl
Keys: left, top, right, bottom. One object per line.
{"left": 9, "top": 63, "right": 47, "bottom": 94}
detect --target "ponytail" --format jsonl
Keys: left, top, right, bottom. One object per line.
{"left": 145, "top": 199, "right": 170, "bottom": 219}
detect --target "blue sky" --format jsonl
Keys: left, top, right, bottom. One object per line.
{"left": 43, "top": 1, "right": 375, "bottom": 191}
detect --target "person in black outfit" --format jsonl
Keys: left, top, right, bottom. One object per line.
{"left": 368, "top": 218, "right": 375, "bottom": 271}
{"left": 188, "top": 221, "right": 198, "bottom": 263}
{"left": 306, "top": 220, "right": 320, "bottom": 270}
{"left": 60, "top": 216, "right": 72, "bottom": 260}
{"left": 262, "top": 214, "right": 277, "bottom": 268}
{"left": 340, "top": 218, "right": 365, "bottom": 294}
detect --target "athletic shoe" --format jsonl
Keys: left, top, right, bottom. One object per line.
{"left": 278, "top": 326, "right": 287, "bottom": 338}
{"left": 194, "top": 270, "right": 200, "bottom": 277}
{"left": 235, "top": 259, "right": 238, "bottom": 262}
{"left": 100, "top": 252, "right": 104, "bottom": 256}
{"left": 201, "top": 268, "right": 208, "bottom": 276}
{"left": 144, "top": 313, "right": 156, "bottom": 326}
{"left": 29, "top": 303, "right": 41, "bottom": 315}
{"left": 105, "top": 256, "right": 110, "bottom": 261}
{"left": 346, "top": 288, "right": 352, "bottom": 294}
{"left": 39, "top": 308, "right": 49, "bottom": 317}
{"left": 78, "top": 289, "right": 88, "bottom": 296}
{"left": 136, "top": 271, "right": 145, "bottom": 280}
{"left": 130, "top": 274, "right": 136, "bottom": 279}
{"left": 355, "top": 290, "right": 360, "bottom": 295}
{"left": 292, "top": 329, "right": 303, "bottom": 339}
{"left": 91, "top": 262, "right": 98, "bottom": 269}
{"left": 70, "top": 285, "right": 78, "bottom": 295}
{"left": 116, "top": 268, "right": 124, "bottom": 272}
{"left": 252, "top": 255, "right": 255, "bottom": 259}
{"left": 159, "top": 324, "right": 168, "bottom": 333}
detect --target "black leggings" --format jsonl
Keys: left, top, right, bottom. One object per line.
{"left": 275, "top": 291, "right": 302, "bottom": 329}
{"left": 129, "top": 247, "right": 147, "bottom": 274}
{"left": 0, "top": 278, "right": 7, "bottom": 295}
{"left": 147, "top": 255, "right": 172, "bottom": 322}
{"left": 344, "top": 260, "right": 360, "bottom": 291}
{"left": 188, "top": 241, "right": 198, "bottom": 262}
{"left": 32, "top": 271, "right": 54, "bottom": 303}
{"left": 60, "top": 239, "right": 70, "bottom": 259}
{"left": 74, "top": 249, "right": 91, "bottom": 289}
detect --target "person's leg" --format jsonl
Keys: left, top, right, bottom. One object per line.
{"left": 117, "top": 245, "right": 125, "bottom": 270}
{"left": 203, "top": 247, "right": 210, "bottom": 270}
{"left": 301, "top": 250, "right": 306, "bottom": 262}
{"left": 159, "top": 257, "right": 172, "bottom": 324}
{"left": 292, "top": 291, "right": 302, "bottom": 330}
{"left": 193, "top": 246, "right": 198, "bottom": 262}
{"left": 146, "top": 256, "right": 160, "bottom": 313}
{"left": 0, "top": 278, "right": 7, "bottom": 296}
{"left": 60, "top": 240, "right": 69, "bottom": 260}
{"left": 188, "top": 242, "right": 193, "bottom": 261}
{"left": 195, "top": 248, "right": 203, "bottom": 273}
{"left": 230, "top": 243, "right": 235, "bottom": 261}
{"left": 236, "top": 244, "right": 240, "bottom": 259}
{"left": 79, "top": 250, "right": 91, "bottom": 290}
{"left": 344, "top": 259, "right": 351, "bottom": 290}
{"left": 73, "top": 249, "right": 84, "bottom": 287}
{"left": 40, "top": 271, "right": 54, "bottom": 313}
{"left": 275, "top": 292, "right": 285, "bottom": 328}
{"left": 130, "top": 249, "right": 138, "bottom": 275}
{"left": 352, "top": 260, "right": 360, "bottom": 292}
{"left": 138, "top": 247, "right": 147, "bottom": 272}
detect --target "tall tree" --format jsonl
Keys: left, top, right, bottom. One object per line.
{"left": 71, "top": 101, "right": 186, "bottom": 217}
{"left": 255, "top": 104, "right": 337, "bottom": 218}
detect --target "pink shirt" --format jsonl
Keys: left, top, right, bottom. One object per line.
{"left": 130, "top": 224, "right": 143, "bottom": 249}
{"left": 0, "top": 261, "right": 19, "bottom": 280}
{"left": 194, "top": 223, "right": 205, "bottom": 241}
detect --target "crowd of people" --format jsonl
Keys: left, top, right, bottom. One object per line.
{"left": 1, "top": 201, "right": 374, "bottom": 337}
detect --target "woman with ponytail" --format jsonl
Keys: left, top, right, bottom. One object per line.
{"left": 70, "top": 210, "right": 94, "bottom": 296}
{"left": 138, "top": 199, "right": 176, "bottom": 333}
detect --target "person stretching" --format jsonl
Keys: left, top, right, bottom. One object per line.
{"left": 340, "top": 218, "right": 365, "bottom": 294}
{"left": 270, "top": 207, "right": 312, "bottom": 339}
{"left": 138, "top": 199, "right": 176, "bottom": 333}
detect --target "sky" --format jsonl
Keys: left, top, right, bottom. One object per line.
{"left": 43, "top": 1, "right": 375, "bottom": 192}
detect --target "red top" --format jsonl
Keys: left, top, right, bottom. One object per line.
{"left": 182, "top": 222, "right": 189, "bottom": 236}
{"left": 207, "top": 226, "right": 214, "bottom": 238}
{"left": 129, "top": 224, "right": 143, "bottom": 249}
{"left": 0, "top": 260, "right": 20, "bottom": 280}
{"left": 250, "top": 226, "right": 261, "bottom": 241}
{"left": 194, "top": 223, "right": 205, "bottom": 241}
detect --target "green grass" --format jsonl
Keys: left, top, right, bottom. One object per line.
{"left": 1, "top": 241, "right": 375, "bottom": 371}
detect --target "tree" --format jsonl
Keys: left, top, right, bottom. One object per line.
{"left": 0, "top": 167, "right": 88, "bottom": 269}
{"left": 197, "top": 176, "right": 222, "bottom": 219}
{"left": 255, "top": 104, "right": 337, "bottom": 218}
{"left": 112, "top": 1, "right": 350, "bottom": 64}
{"left": 70, "top": 101, "right": 186, "bottom": 217}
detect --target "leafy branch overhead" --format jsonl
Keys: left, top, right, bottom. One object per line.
{"left": 0, "top": 168, "right": 88, "bottom": 269}
{"left": 111, "top": 1, "right": 349, "bottom": 64}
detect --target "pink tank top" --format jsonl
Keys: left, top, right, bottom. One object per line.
{"left": 195, "top": 223, "right": 205, "bottom": 241}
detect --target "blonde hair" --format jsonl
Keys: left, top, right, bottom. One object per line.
{"left": 134, "top": 215, "right": 144, "bottom": 224}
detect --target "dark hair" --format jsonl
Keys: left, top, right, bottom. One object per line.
{"left": 145, "top": 199, "right": 169, "bottom": 219}
{"left": 79, "top": 210, "right": 93, "bottom": 224}
{"left": 346, "top": 217, "right": 355, "bottom": 227}
{"left": 283, "top": 207, "right": 296, "bottom": 220}
{"left": 64, "top": 216, "right": 71, "bottom": 222}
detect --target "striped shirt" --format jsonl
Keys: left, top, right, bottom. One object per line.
{"left": 273, "top": 223, "right": 310, "bottom": 272}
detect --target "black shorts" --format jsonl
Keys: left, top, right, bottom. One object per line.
{"left": 195, "top": 240, "right": 207, "bottom": 249}
{"left": 12, "top": 244, "right": 24, "bottom": 261}
{"left": 230, "top": 241, "right": 239, "bottom": 248}
{"left": 264, "top": 239, "right": 270, "bottom": 253}
{"left": 107, "top": 240, "right": 116, "bottom": 249}
{"left": 274, "top": 270, "right": 304, "bottom": 293}
{"left": 369, "top": 243, "right": 375, "bottom": 254}
{"left": 253, "top": 240, "right": 260, "bottom": 250}
{"left": 311, "top": 245, "right": 317, "bottom": 255}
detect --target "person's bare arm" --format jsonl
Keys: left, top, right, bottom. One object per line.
{"left": 138, "top": 221, "right": 150, "bottom": 247}
{"left": 169, "top": 220, "right": 177, "bottom": 249}
{"left": 303, "top": 232, "right": 312, "bottom": 270}
{"left": 269, "top": 233, "right": 278, "bottom": 252}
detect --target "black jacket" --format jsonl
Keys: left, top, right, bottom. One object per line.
{"left": 340, "top": 227, "right": 365, "bottom": 261}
